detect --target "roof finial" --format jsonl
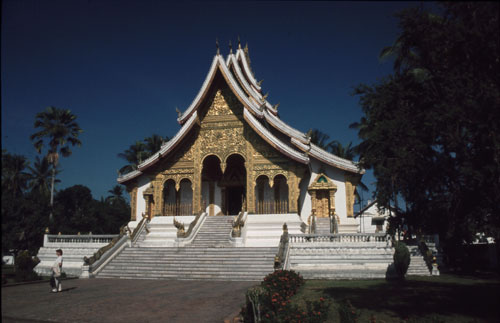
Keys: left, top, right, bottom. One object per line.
{"left": 237, "top": 36, "right": 241, "bottom": 49}
{"left": 229, "top": 40, "right": 232, "bottom": 54}
{"left": 263, "top": 92, "right": 269, "bottom": 100}
{"left": 176, "top": 107, "right": 182, "bottom": 118}
{"left": 216, "top": 38, "right": 220, "bottom": 55}
{"left": 257, "top": 79, "right": 263, "bottom": 86}
{"left": 273, "top": 103, "right": 280, "bottom": 111}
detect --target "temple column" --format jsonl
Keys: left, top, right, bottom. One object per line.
{"left": 329, "top": 189, "right": 336, "bottom": 216}
{"left": 288, "top": 173, "right": 298, "bottom": 213}
{"left": 246, "top": 163, "right": 255, "bottom": 213}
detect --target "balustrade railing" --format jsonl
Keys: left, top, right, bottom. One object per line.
{"left": 163, "top": 202, "right": 193, "bottom": 216}
{"left": 47, "top": 235, "right": 117, "bottom": 244}
{"left": 289, "top": 233, "right": 390, "bottom": 244}
{"left": 256, "top": 199, "right": 289, "bottom": 214}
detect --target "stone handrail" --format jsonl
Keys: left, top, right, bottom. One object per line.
{"left": 83, "top": 225, "right": 129, "bottom": 268}
{"left": 86, "top": 234, "right": 129, "bottom": 276}
{"left": 46, "top": 235, "right": 117, "bottom": 244}
{"left": 274, "top": 223, "right": 289, "bottom": 269}
{"left": 131, "top": 215, "right": 150, "bottom": 244}
{"left": 175, "top": 212, "right": 207, "bottom": 246}
{"left": 289, "top": 233, "right": 390, "bottom": 244}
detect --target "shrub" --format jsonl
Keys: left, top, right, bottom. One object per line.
{"left": 14, "top": 251, "right": 40, "bottom": 282}
{"left": 338, "top": 299, "right": 360, "bottom": 323}
{"left": 262, "top": 269, "right": 304, "bottom": 297}
{"left": 393, "top": 241, "right": 410, "bottom": 278}
{"left": 242, "top": 270, "right": 310, "bottom": 322}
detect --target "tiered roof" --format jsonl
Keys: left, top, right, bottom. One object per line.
{"left": 118, "top": 44, "right": 364, "bottom": 184}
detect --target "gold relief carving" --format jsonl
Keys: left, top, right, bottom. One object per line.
{"left": 206, "top": 89, "right": 241, "bottom": 117}
{"left": 129, "top": 187, "right": 138, "bottom": 221}
{"left": 345, "top": 174, "right": 357, "bottom": 218}
{"left": 308, "top": 173, "right": 337, "bottom": 218}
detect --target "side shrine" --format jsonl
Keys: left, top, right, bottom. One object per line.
{"left": 118, "top": 44, "right": 364, "bottom": 236}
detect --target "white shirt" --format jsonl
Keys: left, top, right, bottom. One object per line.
{"left": 54, "top": 255, "right": 63, "bottom": 269}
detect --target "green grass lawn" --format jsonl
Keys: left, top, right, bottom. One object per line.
{"left": 291, "top": 274, "right": 500, "bottom": 322}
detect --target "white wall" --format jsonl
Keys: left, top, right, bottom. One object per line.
{"left": 299, "top": 158, "right": 349, "bottom": 223}
{"left": 136, "top": 175, "right": 151, "bottom": 220}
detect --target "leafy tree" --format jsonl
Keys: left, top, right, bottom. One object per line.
{"left": 1, "top": 150, "right": 49, "bottom": 255}
{"left": 52, "top": 185, "right": 130, "bottom": 235}
{"left": 30, "top": 106, "right": 83, "bottom": 222}
{"left": 352, "top": 2, "right": 500, "bottom": 246}
{"left": 118, "top": 134, "right": 169, "bottom": 175}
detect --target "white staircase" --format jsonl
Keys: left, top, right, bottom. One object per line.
{"left": 96, "top": 216, "right": 277, "bottom": 281}
{"left": 287, "top": 234, "right": 394, "bottom": 279}
{"left": 315, "top": 218, "right": 331, "bottom": 234}
{"left": 406, "top": 245, "right": 431, "bottom": 276}
{"left": 190, "top": 216, "right": 233, "bottom": 247}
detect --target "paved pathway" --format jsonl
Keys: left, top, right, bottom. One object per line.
{"left": 2, "top": 279, "right": 256, "bottom": 323}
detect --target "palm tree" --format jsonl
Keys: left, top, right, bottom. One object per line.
{"left": 30, "top": 106, "right": 83, "bottom": 222}
{"left": 144, "top": 134, "right": 169, "bottom": 156}
{"left": 117, "top": 141, "right": 148, "bottom": 174}
{"left": 118, "top": 134, "right": 170, "bottom": 175}
{"left": 1, "top": 150, "right": 30, "bottom": 198}
{"left": 106, "top": 185, "right": 125, "bottom": 204}
{"left": 307, "top": 129, "right": 331, "bottom": 150}
{"left": 328, "top": 140, "right": 356, "bottom": 161}
{"left": 27, "top": 156, "right": 60, "bottom": 196}
{"left": 328, "top": 140, "right": 369, "bottom": 206}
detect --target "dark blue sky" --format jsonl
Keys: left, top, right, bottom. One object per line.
{"left": 2, "top": 0, "right": 421, "bottom": 203}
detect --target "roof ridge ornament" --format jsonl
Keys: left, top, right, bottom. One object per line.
{"left": 262, "top": 92, "right": 269, "bottom": 100}
{"left": 216, "top": 38, "right": 220, "bottom": 55}
{"left": 176, "top": 107, "right": 182, "bottom": 118}
{"left": 273, "top": 102, "right": 280, "bottom": 111}
{"left": 229, "top": 40, "right": 232, "bottom": 54}
{"left": 237, "top": 36, "right": 241, "bottom": 49}
{"left": 257, "top": 79, "right": 263, "bottom": 86}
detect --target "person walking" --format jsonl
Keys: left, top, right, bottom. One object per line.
{"left": 51, "top": 249, "right": 63, "bottom": 293}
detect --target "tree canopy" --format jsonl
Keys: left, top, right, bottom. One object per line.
{"left": 352, "top": 2, "right": 500, "bottom": 245}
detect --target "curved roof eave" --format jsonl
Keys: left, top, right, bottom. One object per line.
{"left": 117, "top": 169, "right": 142, "bottom": 184}
{"left": 117, "top": 111, "right": 199, "bottom": 184}
{"left": 236, "top": 49, "right": 262, "bottom": 91}
{"left": 178, "top": 56, "right": 219, "bottom": 124}
{"left": 216, "top": 56, "right": 265, "bottom": 118}
{"left": 178, "top": 54, "right": 265, "bottom": 123}
{"left": 244, "top": 109, "right": 309, "bottom": 164}
{"left": 264, "top": 109, "right": 310, "bottom": 144}
{"left": 291, "top": 138, "right": 364, "bottom": 174}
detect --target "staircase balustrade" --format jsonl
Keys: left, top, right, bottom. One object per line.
{"left": 289, "top": 233, "right": 390, "bottom": 244}
{"left": 174, "top": 212, "right": 207, "bottom": 245}
{"left": 46, "top": 235, "right": 117, "bottom": 244}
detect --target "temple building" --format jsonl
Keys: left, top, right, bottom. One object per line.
{"left": 118, "top": 42, "right": 365, "bottom": 238}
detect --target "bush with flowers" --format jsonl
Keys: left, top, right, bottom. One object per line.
{"left": 241, "top": 270, "right": 331, "bottom": 322}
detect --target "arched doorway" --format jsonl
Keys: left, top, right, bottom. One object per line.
{"left": 201, "top": 155, "right": 223, "bottom": 216}
{"left": 273, "top": 175, "right": 289, "bottom": 214}
{"left": 163, "top": 179, "right": 193, "bottom": 216}
{"left": 221, "top": 154, "right": 246, "bottom": 215}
